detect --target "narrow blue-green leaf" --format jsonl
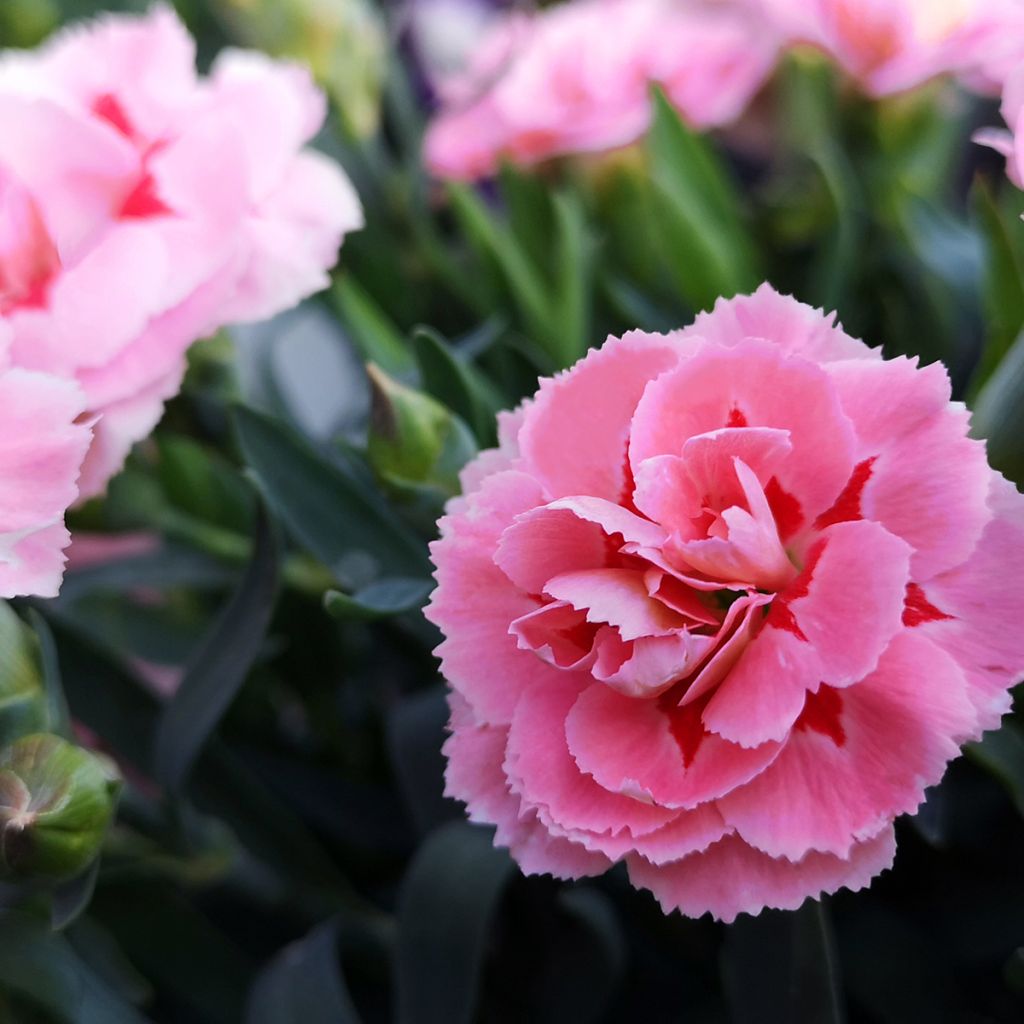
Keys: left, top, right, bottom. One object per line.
{"left": 233, "top": 404, "right": 431, "bottom": 585}
{"left": 0, "top": 912, "right": 147, "bottom": 1024}
{"left": 324, "top": 577, "right": 433, "bottom": 621}
{"left": 967, "top": 722, "right": 1024, "bottom": 817}
{"left": 971, "top": 178, "right": 1024, "bottom": 396}
{"left": 549, "top": 189, "right": 593, "bottom": 368}
{"left": 246, "top": 920, "right": 361, "bottom": 1024}
{"left": 412, "top": 325, "right": 500, "bottom": 445}
{"left": 28, "top": 607, "right": 72, "bottom": 739}
{"left": 332, "top": 274, "right": 415, "bottom": 378}
{"left": 646, "top": 87, "right": 759, "bottom": 310}
{"left": 971, "top": 327, "right": 1024, "bottom": 484}
{"left": 722, "top": 900, "right": 844, "bottom": 1024}
{"left": 154, "top": 505, "right": 280, "bottom": 791}
{"left": 51, "top": 858, "right": 101, "bottom": 932}
{"left": 397, "top": 821, "right": 516, "bottom": 1024}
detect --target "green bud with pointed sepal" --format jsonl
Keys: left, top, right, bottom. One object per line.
{"left": 0, "top": 735, "right": 121, "bottom": 882}
{"left": 366, "top": 363, "right": 477, "bottom": 497}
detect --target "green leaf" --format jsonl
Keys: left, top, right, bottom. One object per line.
{"left": 967, "top": 722, "right": 1024, "bottom": 817}
{"left": 28, "top": 609, "right": 72, "bottom": 740}
{"left": 548, "top": 189, "right": 594, "bottom": 368}
{"left": 447, "top": 182, "right": 557, "bottom": 367}
{"left": 332, "top": 274, "right": 415, "bottom": 378}
{"left": 246, "top": 920, "right": 362, "bottom": 1024}
{"left": 971, "top": 327, "right": 1024, "bottom": 484}
{"left": 153, "top": 505, "right": 280, "bottom": 791}
{"left": 324, "top": 578, "right": 433, "bottom": 621}
{"left": 51, "top": 858, "right": 101, "bottom": 931}
{"left": 722, "top": 900, "right": 845, "bottom": 1024}
{"left": 645, "top": 87, "right": 760, "bottom": 311}
{"left": 233, "top": 405, "right": 431, "bottom": 586}
{"left": 0, "top": 601, "right": 47, "bottom": 747}
{"left": 396, "top": 821, "right": 516, "bottom": 1024}
{"left": 0, "top": 912, "right": 148, "bottom": 1024}
{"left": 970, "top": 179, "right": 1024, "bottom": 397}
{"left": 412, "top": 325, "right": 500, "bottom": 446}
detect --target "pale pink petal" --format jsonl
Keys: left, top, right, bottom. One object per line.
{"left": 923, "top": 476, "right": 1024, "bottom": 729}
{"left": 0, "top": 368, "right": 90, "bottom": 597}
{"left": 566, "top": 683, "right": 782, "bottom": 809}
{"left": 628, "top": 337, "right": 858, "bottom": 529}
{"left": 505, "top": 680, "right": 677, "bottom": 839}
{"left": 719, "top": 633, "right": 976, "bottom": 859}
{"left": 494, "top": 496, "right": 666, "bottom": 593}
{"left": 444, "top": 701, "right": 609, "bottom": 879}
{"left": 627, "top": 827, "right": 896, "bottom": 924}
{"left": 427, "top": 470, "right": 579, "bottom": 725}
{"left": 704, "top": 520, "right": 912, "bottom": 746}
{"left": 517, "top": 330, "right": 681, "bottom": 502}
{"left": 679, "top": 284, "right": 877, "bottom": 364}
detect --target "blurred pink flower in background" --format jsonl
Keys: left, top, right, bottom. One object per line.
{"left": 758, "top": 0, "right": 1024, "bottom": 97}
{"left": 423, "top": 0, "right": 780, "bottom": 180}
{"left": 975, "top": 63, "right": 1024, "bottom": 188}
{"left": 0, "top": 4, "right": 363, "bottom": 498}
{"left": 428, "top": 285, "right": 1024, "bottom": 921}
{"left": 0, "top": 325, "right": 91, "bottom": 597}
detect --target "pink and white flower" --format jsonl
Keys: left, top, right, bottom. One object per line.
{"left": 0, "top": 5, "right": 363, "bottom": 497}
{"left": 424, "top": 0, "right": 779, "bottom": 180}
{"left": 427, "top": 284, "right": 1024, "bottom": 922}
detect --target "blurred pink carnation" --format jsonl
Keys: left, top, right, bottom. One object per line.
{"left": 427, "top": 285, "right": 1024, "bottom": 922}
{"left": 0, "top": 324, "right": 91, "bottom": 597}
{"left": 975, "top": 66, "right": 1024, "bottom": 187}
{"left": 0, "top": 4, "right": 363, "bottom": 498}
{"left": 759, "top": 0, "right": 1024, "bottom": 97}
{"left": 424, "top": 0, "right": 779, "bottom": 180}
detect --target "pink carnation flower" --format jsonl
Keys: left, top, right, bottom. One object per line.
{"left": 424, "top": 0, "right": 779, "bottom": 180}
{"left": 427, "top": 285, "right": 1024, "bottom": 922}
{"left": 0, "top": 5, "right": 363, "bottom": 497}
{"left": 759, "top": 0, "right": 1024, "bottom": 97}
{"left": 0, "top": 325, "right": 91, "bottom": 598}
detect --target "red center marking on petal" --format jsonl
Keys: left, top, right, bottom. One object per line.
{"left": 92, "top": 93, "right": 135, "bottom": 138}
{"left": 119, "top": 173, "right": 172, "bottom": 219}
{"left": 765, "top": 540, "right": 825, "bottom": 642}
{"left": 619, "top": 440, "right": 641, "bottom": 515}
{"left": 902, "top": 583, "right": 953, "bottom": 627}
{"left": 795, "top": 685, "right": 846, "bottom": 746}
{"left": 660, "top": 691, "right": 710, "bottom": 768}
{"left": 814, "top": 457, "right": 877, "bottom": 530}
{"left": 726, "top": 406, "right": 748, "bottom": 428}
{"left": 765, "top": 476, "right": 805, "bottom": 540}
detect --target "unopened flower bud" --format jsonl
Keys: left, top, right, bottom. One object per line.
{"left": 0, "top": 735, "right": 121, "bottom": 882}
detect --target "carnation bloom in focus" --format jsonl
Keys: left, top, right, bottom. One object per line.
{"left": 423, "top": 0, "right": 779, "bottom": 180}
{"left": 0, "top": 325, "right": 91, "bottom": 598}
{"left": 759, "top": 0, "right": 1024, "bottom": 97}
{"left": 427, "top": 285, "right": 1024, "bottom": 922}
{"left": 0, "top": 4, "right": 363, "bottom": 497}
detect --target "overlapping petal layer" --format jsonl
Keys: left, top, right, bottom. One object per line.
{"left": 428, "top": 284, "right": 1024, "bottom": 920}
